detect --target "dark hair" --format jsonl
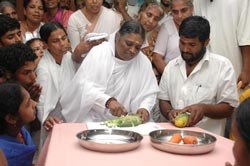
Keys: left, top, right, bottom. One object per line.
{"left": 23, "top": 0, "right": 46, "bottom": 11}
{"left": 25, "top": 37, "right": 43, "bottom": 48}
{"left": 39, "top": 22, "right": 67, "bottom": 43}
{"left": 235, "top": 98, "right": 250, "bottom": 151}
{"left": 0, "top": 43, "right": 37, "bottom": 75}
{"left": 179, "top": 16, "right": 210, "bottom": 43}
{"left": 0, "top": 83, "right": 23, "bottom": 134}
{"left": 118, "top": 20, "right": 146, "bottom": 41}
{"left": 0, "top": 14, "right": 20, "bottom": 38}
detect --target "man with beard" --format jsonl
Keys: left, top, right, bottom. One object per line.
{"left": 158, "top": 16, "right": 239, "bottom": 136}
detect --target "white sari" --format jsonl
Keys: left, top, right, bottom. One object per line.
{"left": 36, "top": 49, "right": 76, "bottom": 123}
{"left": 67, "top": 6, "right": 123, "bottom": 50}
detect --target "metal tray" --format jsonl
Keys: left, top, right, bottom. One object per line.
{"left": 149, "top": 129, "right": 217, "bottom": 155}
{"left": 76, "top": 129, "right": 143, "bottom": 153}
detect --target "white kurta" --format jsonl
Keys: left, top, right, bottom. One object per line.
{"left": 36, "top": 49, "right": 76, "bottom": 123}
{"left": 67, "top": 6, "right": 123, "bottom": 50}
{"left": 22, "top": 22, "right": 44, "bottom": 43}
{"left": 60, "top": 34, "right": 159, "bottom": 123}
{"left": 158, "top": 50, "right": 239, "bottom": 135}
{"left": 153, "top": 16, "right": 180, "bottom": 64}
{"left": 193, "top": 0, "right": 250, "bottom": 77}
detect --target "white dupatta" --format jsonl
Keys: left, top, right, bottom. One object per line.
{"left": 36, "top": 49, "right": 76, "bottom": 123}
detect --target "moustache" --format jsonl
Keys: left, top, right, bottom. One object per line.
{"left": 181, "top": 52, "right": 193, "bottom": 56}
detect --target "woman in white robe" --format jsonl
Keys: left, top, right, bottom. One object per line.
{"left": 36, "top": 22, "right": 76, "bottom": 132}
{"left": 60, "top": 20, "right": 159, "bottom": 123}
{"left": 67, "top": 0, "right": 123, "bottom": 63}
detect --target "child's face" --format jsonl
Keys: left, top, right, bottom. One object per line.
{"left": 15, "top": 61, "right": 37, "bottom": 89}
{"left": 47, "top": 29, "right": 69, "bottom": 57}
{"left": 31, "top": 40, "right": 44, "bottom": 63}
{"left": 18, "top": 87, "right": 37, "bottom": 123}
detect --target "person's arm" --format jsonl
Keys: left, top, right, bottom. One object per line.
{"left": 35, "top": 68, "right": 49, "bottom": 123}
{"left": 151, "top": 23, "right": 169, "bottom": 74}
{"left": 152, "top": 52, "right": 167, "bottom": 74}
{"left": 159, "top": 99, "right": 173, "bottom": 120}
{"left": 180, "top": 102, "right": 234, "bottom": 127}
{"left": 238, "top": 45, "right": 250, "bottom": 88}
{"left": 114, "top": 0, "right": 132, "bottom": 21}
{"left": 137, "top": 93, "right": 157, "bottom": 122}
{"left": 72, "top": 39, "right": 106, "bottom": 63}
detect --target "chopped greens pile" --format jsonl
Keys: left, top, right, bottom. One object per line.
{"left": 101, "top": 114, "right": 142, "bottom": 128}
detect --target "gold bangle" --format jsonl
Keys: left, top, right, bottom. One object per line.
{"left": 105, "top": 97, "right": 117, "bottom": 108}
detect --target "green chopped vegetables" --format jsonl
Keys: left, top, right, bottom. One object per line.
{"left": 101, "top": 114, "right": 142, "bottom": 128}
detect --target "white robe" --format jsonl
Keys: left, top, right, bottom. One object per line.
{"left": 193, "top": 0, "right": 250, "bottom": 77}
{"left": 36, "top": 49, "right": 76, "bottom": 123}
{"left": 60, "top": 34, "right": 159, "bottom": 122}
{"left": 67, "top": 6, "right": 123, "bottom": 50}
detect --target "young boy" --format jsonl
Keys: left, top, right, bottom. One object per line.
{"left": 0, "top": 14, "right": 22, "bottom": 48}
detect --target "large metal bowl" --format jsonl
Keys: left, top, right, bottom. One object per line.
{"left": 149, "top": 129, "right": 217, "bottom": 154}
{"left": 76, "top": 129, "right": 143, "bottom": 153}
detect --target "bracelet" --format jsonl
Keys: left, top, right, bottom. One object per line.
{"left": 105, "top": 97, "right": 117, "bottom": 108}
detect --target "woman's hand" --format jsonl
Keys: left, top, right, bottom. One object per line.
{"left": 43, "top": 116, "right": 63, "bottom": 132}
{"left": 168, "top": 109, "right": 181, "bottom": 123}
{"left": 180, "top": 104, "right": 205, "bottom": 127}
{"left": 73, "top": 39, "right": 106, "bottom": 63}
{"left": 108, "top": 99, "right": 128, "bottom": 117}
{"left": 136, "top": 108, "right": 149, "bottom": 123}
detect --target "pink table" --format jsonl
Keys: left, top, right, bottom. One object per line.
{"left": 36, "top": 123, "right": 234, "bottom": 166}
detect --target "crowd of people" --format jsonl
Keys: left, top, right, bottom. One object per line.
{"left": 0, "top": 0, "right": 249, "bottom": 166}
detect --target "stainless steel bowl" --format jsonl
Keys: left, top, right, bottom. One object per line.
{"left": 149, "top": 129, "right": 217, "bottom": 154}
{"left": 76, "top": 129, "right": 143, "bottom": 152}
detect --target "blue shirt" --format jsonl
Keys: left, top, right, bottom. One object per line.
{"left": 0, "top": 127, "right": 36, "bottom": 166}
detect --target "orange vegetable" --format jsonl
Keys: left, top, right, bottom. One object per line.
{"left": 182, "top": 136, "right": 198, "bottom": 144}
{"left": 168, "top": 133, "right": 182, "bottom": 144}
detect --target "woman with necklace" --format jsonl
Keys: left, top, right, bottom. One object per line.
{"left": 0, "top": 83, "right": 37, "bottom": 166}
{"left": 20, "top": 0, "right": 45, "bottom": 43}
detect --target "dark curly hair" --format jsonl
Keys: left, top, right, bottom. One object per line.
{"left": 0, "top": 83, "right": 23, "bottom": 134}
{"left": 0, "top": 14, "right": 20, "bottom": 38}
{"left": 0, "top": 43, "right": 37, "bottom": 75}
{"left": 235, "top": 98, "right": 250, "bottom": 151}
